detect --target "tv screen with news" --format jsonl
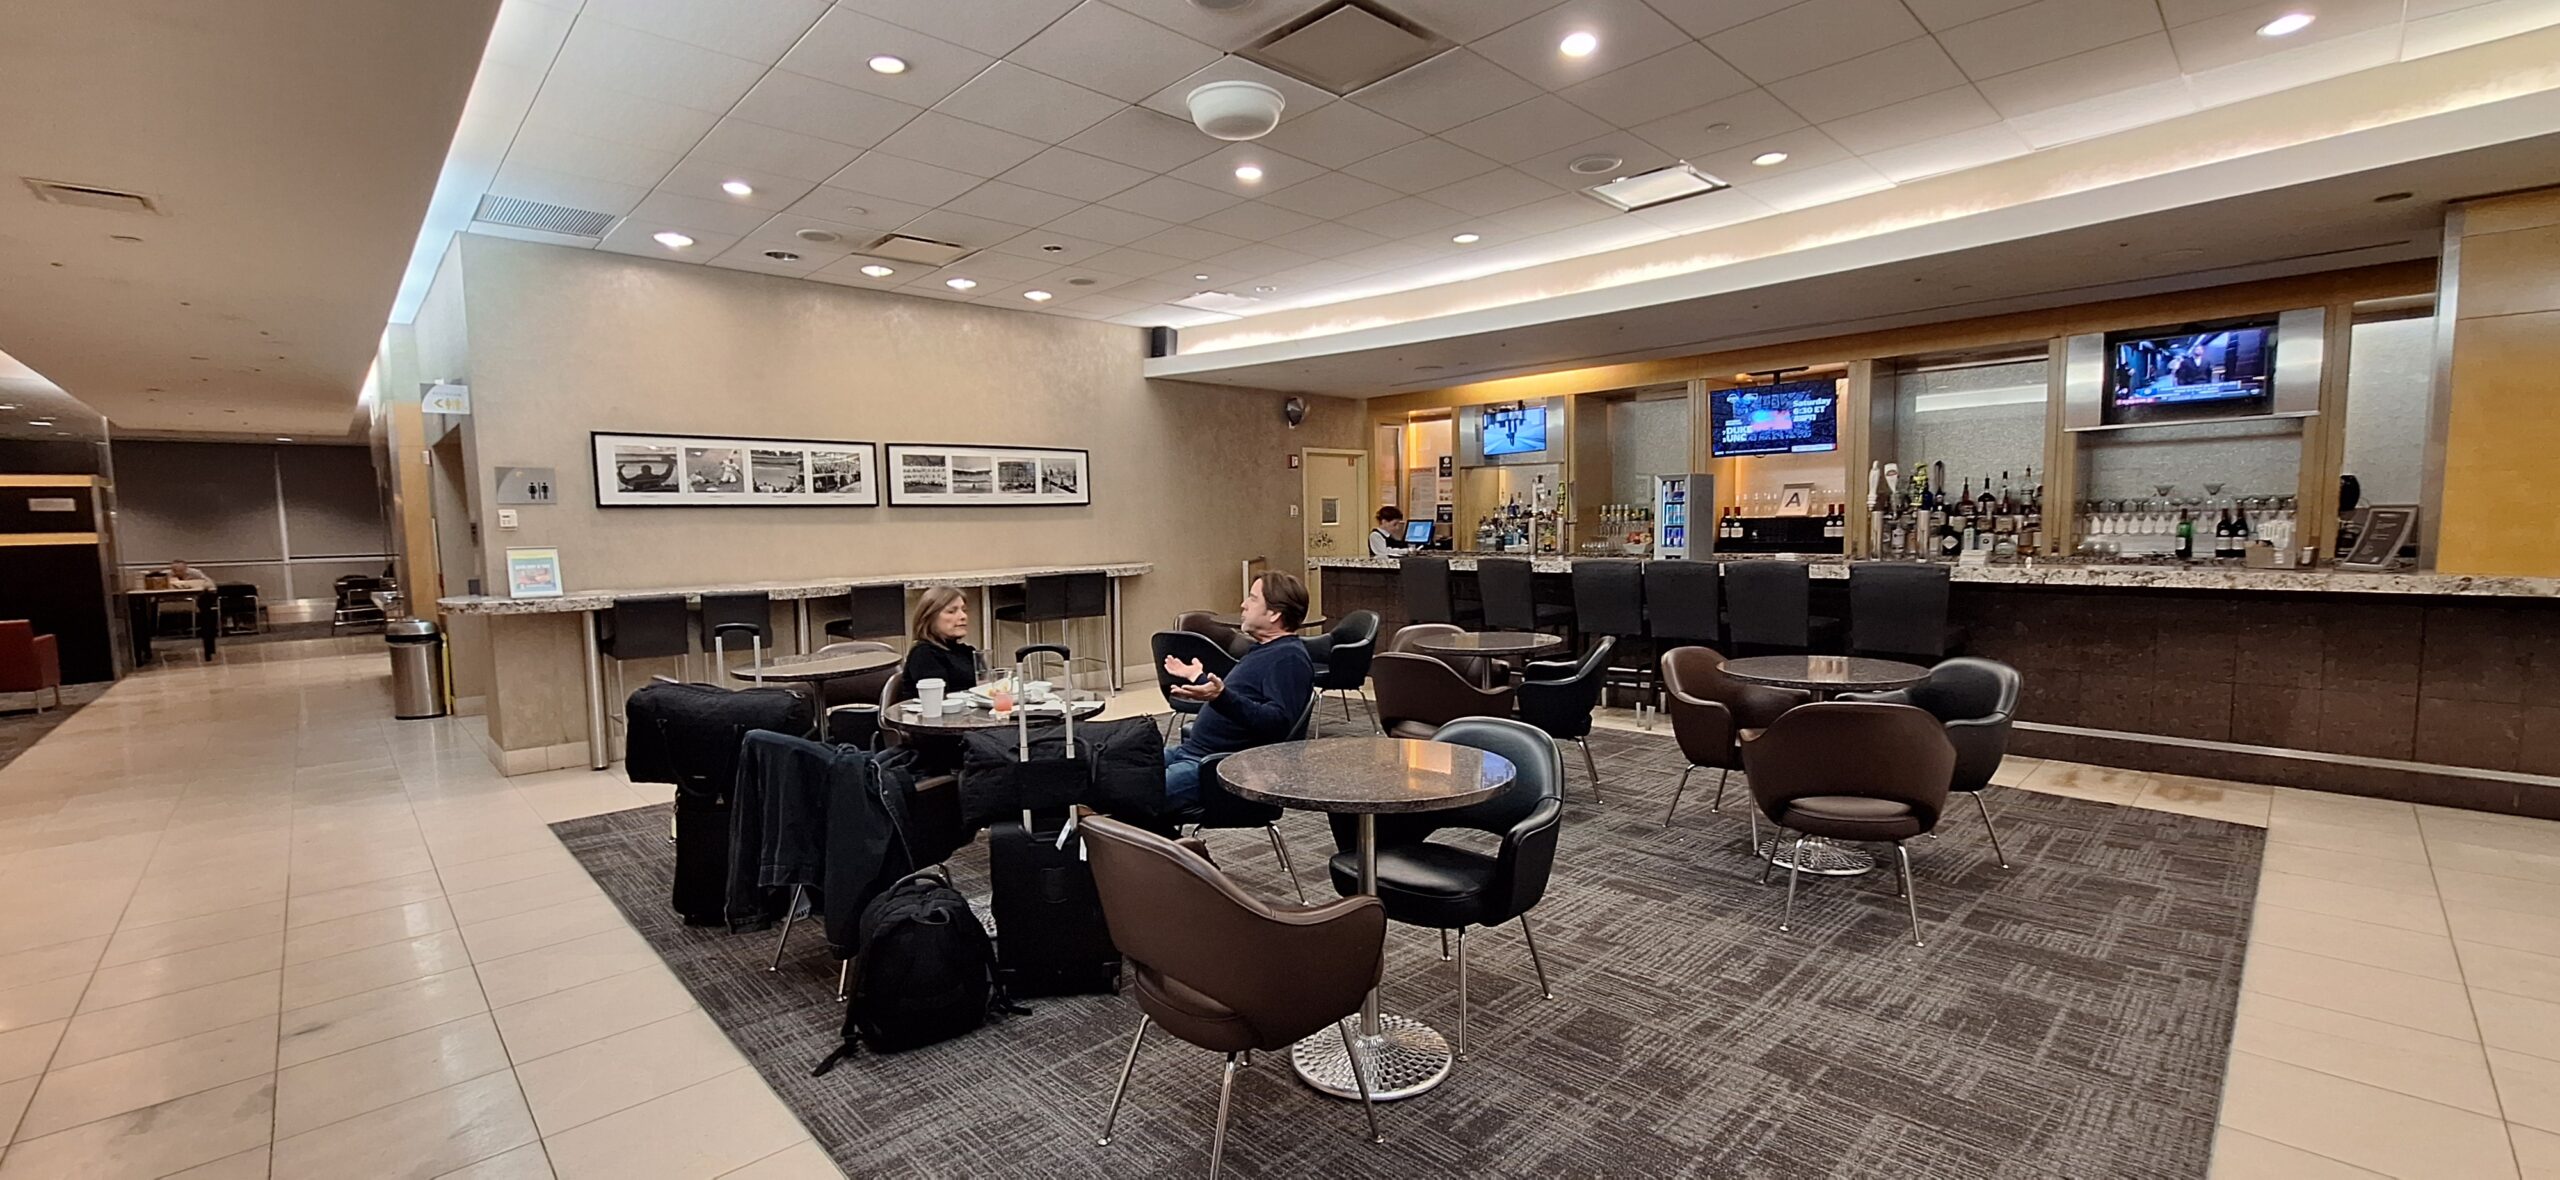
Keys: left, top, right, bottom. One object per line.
{"left": 1481, "top": 404, "right": 1549, "bottom": 456}
{"left": 2106, "top": 322, "right": 2275, "bottom": 423}
{"left": 1710, "top": 380, "right": 1838, "bottom": 457}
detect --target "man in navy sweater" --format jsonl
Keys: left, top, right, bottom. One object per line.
{"left": 1160, "top": 572, "right": 1315, "bottom": 805}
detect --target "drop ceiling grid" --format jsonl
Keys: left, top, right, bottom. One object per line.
{"left": 476, "top": 0, "right": 2548, "bottom": 327}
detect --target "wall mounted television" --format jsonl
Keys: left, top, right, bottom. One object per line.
{"left": 2104, "top": 320, "right": 2276, "bottom": 425}
{"left": 1480, "top": 403, "right": 1548, "bottom": 456}
{"left": 1710, "top": 380, "right": 1838, "bottom": 457}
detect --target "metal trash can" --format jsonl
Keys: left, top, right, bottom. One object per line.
{"left": 387, "top": 618, "right": 448, "bottom": 720}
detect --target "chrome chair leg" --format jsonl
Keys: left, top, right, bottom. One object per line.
{"left": 1518, "top": 915, "right": 1554, "bottom": 1000}
{"left": 1265, "top": 824, "right": 1307, "bottom": 904}
{"left": 1336, "top": 1018, "right": 1385, "bottom": 1144}
{"left": 1754, "top": 814, "right": 1776, "bottom": 886}
{"left": 1575, "top": 737, "right": 1603, "bottom": 801}
{"left": 1973, "top": 790, "right": 2011, "bottom": 869}
{"left": 1358, "top": 687, "right": 1380, "bottom": 733}
{"left": 1096, "top": 1015, "right": 1149, "bottom": 1146}
{"left": 1709, "top": 767, "right": 1731, "bottom": 813}
{"left": 1452, "top": 926, "right": 1470, "bottom": 1061}
{"left": 1896, "top": 841, "right": 1925, "bottom": 946}
{"left": 1664, "top": 766, "right": 1694, "bottom": 826}
{"left": 768, "top": 885, "right": 805, "bottom": 972}
{"left": 1780, "top": 836, "right": 1805, "bottom": 932}
{"left": 1208, "top": 1053, "right": 1241, "bottom": 1180}
{"left": 836, "top": 958, "right": 850, "bottom": 1002}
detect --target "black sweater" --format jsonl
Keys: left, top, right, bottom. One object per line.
{"left": 900, "top": 640, "right": 982, "bottom": 698}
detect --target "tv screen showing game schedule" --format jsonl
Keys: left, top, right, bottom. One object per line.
{"left": 1710, "top": 380, "right": 1839, "bottom": 457}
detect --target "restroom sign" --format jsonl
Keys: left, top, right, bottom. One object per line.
{"left": 422, "top": 382, "right": 471, "bottom": 415}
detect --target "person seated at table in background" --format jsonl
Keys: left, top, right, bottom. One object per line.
{"left": 1160, "top": 572, "right": 1314, "bottom": 806}
{"left": 1369, "top": 506, "right": 1412, "bottom": 556}
{"left": 154, "top": 559, "right": 216, "bottom": 638}
{"left": 899, "top": 586, "right": 984, "bottom": 698}
{"left": 163, "top": 559, "right": 214, "bottom": 591}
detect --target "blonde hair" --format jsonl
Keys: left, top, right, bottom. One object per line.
{"left": 909, "top": 586, "right": 967, "bottom": 647}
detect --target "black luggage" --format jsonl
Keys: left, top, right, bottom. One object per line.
{"left": 1081, "top": 715, "right": 1171, "bottom": 822}
{"left": 625, "top": 681, "right": 815, "bottom": 927}
{"left": 981, "top": 645, "right": 1121, "bottom": 997}
{"left": 671, "top": 792, "right": 730, "bottom": 926}
{"left": 812, "top": 869, "right": 1003, "bottom": 1072}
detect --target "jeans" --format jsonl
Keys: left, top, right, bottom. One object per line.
{"left": 1164, "top": 745, "right": 1205, "bottom": 807}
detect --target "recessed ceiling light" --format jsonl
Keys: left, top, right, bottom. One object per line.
{"left": 1568, "top": 154, "right": 1623, "bottom": 175}
{"left": 2374, "top": 191, "right": 2414, "bottom": 203}
{"left": 1234, "top": 165, "right": 1264, "bottom": 182}
{"left": 1451, "top": 233, "right": 1481, "bottom": 244}
{"left": 1024, "top": 290, "right": 1054, "bottom": 302}
{"left": 1255, "top": 285, "right": 1276, "bottom": 292}
{"left": 868, "top": 54, "right": 907, "bottom": 74}
{"left": 53, "top": 431, "right": 69, "bottom": 437}
{"left": 0, "top": 404, "right": 14, "bottom": 411}
{"left": 2257, "top": 11, "right": 2314, "bottom": 35}
{"left": 721, "top": 180, "right": 754, "bottom": 197}
{"left": 762, "top": 249, "right": 801, "bottom": 262}
{"left": 1752, "top": 151, "right": 1789, "bottom": 166}
{"left": 945, "top": 278, "right": 977, "bottom": 290}
{"left": 1559, "top": 31, "right": 1598, "bottom": 57}
{"left": 653, "top": 231, "right": 695, "bottom": 249}
{"left": 275, "top": 437, "right": 293, "bottom": 442}
{"left": 860, "top": 264, "right": 895, "bottom": 277}
{"left": 1193, "top": 273, "right": 1210, "bottom": 280}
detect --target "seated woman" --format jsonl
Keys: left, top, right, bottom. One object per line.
{"left": 899, "top": 586, "right": 983, "bottom": 700}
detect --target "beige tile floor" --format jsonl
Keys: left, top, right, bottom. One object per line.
{"left": 0, "top": 644, "right": 2550, "bottom": 1177}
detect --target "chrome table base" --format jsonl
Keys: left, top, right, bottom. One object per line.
{"left": 1755, "top": 834, "right": 1877, "bottom": 876}
{"left": 1291, "top": 1014, "right": 1451, "bottom": 1101}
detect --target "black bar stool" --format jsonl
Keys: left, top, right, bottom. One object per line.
{"left": 601, "top": 595, "right": 691, "bottom": 727}
{"left": 1724, "top": 562, "right": 1843, "bottom": 656}
{"left": 699, "top": 591, "right": 771, "bottom": 682}
{"left": 1643, "top": 560, "right": 1724, "bottom": 654}
{"left": 1570, "top": 560, "right": 1650, "bottom": 714}
{"left": 997, "top": 572, "right": 1108, "bottom": 667}
{"left": 824, "top": 584, "right": 907, "bottom": 644}
{"left": 1477, "top": 557, "right": 1572, "bottom": 634}
{"left": 1848, "top": 563, "right": 1961, "bottom": 664}
{"left": 1399, "top": 555, "right": 1479, "bottom": 629}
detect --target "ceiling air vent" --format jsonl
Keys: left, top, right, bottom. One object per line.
{"left": 23, "top": 179, "right": 162, "bottom": 215}
{"left": 1246, "top": 2, "right": 1449, "bottom": 95}
{"left": 1177, "top": 290, "right": 1262, "bottom": 313}
{"left": 862, "top": 233, "right": 973, "bottom": 266}
{"left": 472, "top": 194, "right": 616, "bottom": 238}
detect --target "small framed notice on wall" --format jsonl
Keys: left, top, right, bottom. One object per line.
{"left": 505, "top": 547, "right": 564, "bottom": 598}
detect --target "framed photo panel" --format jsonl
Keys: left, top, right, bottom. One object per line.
{"left": 590, "top": 432, "right": 878, "bottom": 507}
{"left": 886, "top": 444, "right": 1090, "bottom": 507}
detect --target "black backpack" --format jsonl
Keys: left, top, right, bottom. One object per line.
{"left": 812, "top": 870, "right": 1011, "bottom": 1072}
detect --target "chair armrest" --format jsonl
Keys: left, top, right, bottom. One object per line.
{"left": 1833, "top": 688, "right": 1910, "bottom": 706}
{"left": 1943, "top": 714, "right": 2009, "bottom": 732}
{"left": 1520, "top": 658, "right": 1578, "bottom": 682}
{"left": 32, "top": 634, "right": 60, "bottom": 688}
{"left": 1490, "top": 796, "right": 1564, "bottom": 921}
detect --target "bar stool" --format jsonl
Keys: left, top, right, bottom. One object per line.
{"left": 1399, "top": 555, "right": 1478, "bottom": 629}
{"left": 601, "top": 595, "right": 692, "bottom": 727}
{"left": 998, "top": 572, "right": 1109, "bottom": 686}
{"left": 699, "top": 591, "right": 771, "bottom": 682}
{"left": 1723, "top": 562, "right": 1842, "bottom": 656}
{"left": 1643, "top": 561, "right": 1724, "bottom": 654}
{"left": 1848, "top": 563, "right": 1962, "bottom": 664}
{"left": 1477, "top": 557, "right": 1572, "bottom": 635}
{"left": 1570, "top": 560, "right": 1650, "bottom": 716}
{"left": 823, "top": 584, "right": 907, "bottom": 644}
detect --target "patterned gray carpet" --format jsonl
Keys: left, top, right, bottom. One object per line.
{"left": 553, "top": 726, "right": 2263, "bottom": 1179}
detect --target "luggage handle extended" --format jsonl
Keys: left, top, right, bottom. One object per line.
{"left": 1012, "top": 643, "right": 1075, "bottom": 758}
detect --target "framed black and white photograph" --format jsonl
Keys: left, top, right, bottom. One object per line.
{"left": 591, "top": 433, "right": 877, "bottom": 507}
{"left": 886, "top": 443, "right": 1090, "bottom": 507}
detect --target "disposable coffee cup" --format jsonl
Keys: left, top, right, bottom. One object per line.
{"left": 916, "top": 678, "right": 944, "bottom": 714}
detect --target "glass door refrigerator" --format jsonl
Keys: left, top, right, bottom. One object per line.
{"left": 1653, "top": 473, "right": 1711, "bottom": 559}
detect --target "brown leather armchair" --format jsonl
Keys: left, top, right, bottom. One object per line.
{"left": 1176, "top": 610, "right": 1250, "bottom": 660}
{"left": 1741, "top": 702, "right": 1955, "bottom": 946}
{"left": 1369, "top": 652, "right": 1513, "bottom": 739}
{"left": 0, "top": 621, "right": 63, "bottom": 712}
{"left": 1387, "top": 621, "right": 1494, "bottom": 685}
{"left": 1658, "top": 646, "right": 1810, "bottom": 825}
{"left": 1081, "top": 815, "right": 1388, "bottom": 1177}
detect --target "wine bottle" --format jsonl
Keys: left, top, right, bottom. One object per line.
{"left": 1977, "top": 475, "right": 1994, "bottom": 520}
{"left": 2176, "top": 509, "right": 2194, "bottom": 560}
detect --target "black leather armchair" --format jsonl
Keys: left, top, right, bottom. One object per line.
{"left": 1305, "top": 610, "right": 1379, "bottom": 733}
{"left": 1844, "top": 657, "right": 2022, "bottom": 869}
{"left": 1152, "top": 630, "right": 1240, "bottom": 740}
{"left": 1515, "top": 636, "right": 1615, "bottom": 800}
{"left": 1325, "top": 717, "right": 1564, "bottom": 1060}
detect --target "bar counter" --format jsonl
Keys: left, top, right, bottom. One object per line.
{"left": 1313, "top": 555, "right": 2560, "bottom": 819}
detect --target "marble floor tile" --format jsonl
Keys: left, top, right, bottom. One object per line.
{"left": 51, "top": 972, "right": 282, "bottom": 1067}
{"left": 490, "top": 964, "right": 697, "bottom": 1065}
{"left": 542, "top": 1068, "right": 811, "bottom": 1180}
{"left": 514, "top": 1010, "right": 747, "bottom": 1135}
{"left": 2206, "top": 1126, "right": 2388, "bottom": 1178}
{"left": 16, "top": 1015, "right": 277, "bottom": 1139}
{"left": 0, "top": 1074, "right": 274, "bottom": 1180}
{"left": 2218, "top": 1051, "right": 2518, "bottom": 1179}
{"left": 273, "top": 1013, "right": 512, "bottom": 1138}
{"left": 270, "top": 1069, "right": 538, "bottom": 1180}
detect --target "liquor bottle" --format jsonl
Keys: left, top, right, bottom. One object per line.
{"left": 2176, "top": 509, "right": 2194, "bottom": 560}
{"left": 2214, "top": 509, "right": 2236, "bottom": 560}
{"left": 1957, "top": 476, "right": 1973, "bottom": 518}
{"left": 1935, "top": 514, "right": 1963, "bottom": 559}
{"left": 1977, "top": 475, "right": 1995, "bottom": 521}
{"left": 1998, "top": 471, "right": 2014, "bottom": 515}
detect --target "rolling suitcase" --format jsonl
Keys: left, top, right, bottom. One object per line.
{"left": 625, "top": 681, "right": 816, "bottom": 927}
{"left": 984, "top": 645, "right": 1121, "bottom": 998}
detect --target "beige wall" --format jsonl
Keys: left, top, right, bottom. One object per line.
{"left": 2437, "top": 188, "right": 2560, "bottom": 576}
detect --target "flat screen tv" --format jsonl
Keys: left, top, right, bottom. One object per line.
{"left": 2105, "top": 321, "right": 2275, "bottom": 424}
{"left": 1481, "top": 404, "right": 1548, "bottom": 456}
{"left": 1710, "top": 380, "right": 1838, "bottom": 457}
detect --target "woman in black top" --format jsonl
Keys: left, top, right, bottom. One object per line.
{"left": 899, "top": 585, "right": 982, "bottom": 698}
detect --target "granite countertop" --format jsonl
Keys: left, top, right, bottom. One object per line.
{"left": 1308, "top": 555, "right": 2560, "bottom": 598}
{"left": 438, "top": 561, "right": 1153, "bottom": 614}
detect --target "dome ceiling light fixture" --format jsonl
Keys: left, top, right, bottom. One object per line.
{"left": 795, "top": 228, "right": 842, "bottom": 244}
{"left": 1567, "top": 154, "right": 1623, "bottom": 176}
{"left": 2257, "top": 11, "right": 2314, "bottom": 35}
{"left": 1186, "top": 80, "right": 1285, "bottom": 141}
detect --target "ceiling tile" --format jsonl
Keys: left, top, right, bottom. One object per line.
{"left": 933, "top": 62, "right": 1126, "bottom": 144}
{"left": 1512, "top": 131, "right": 1677, "bottom": 189}
{"left": 744, "top": 211, "right": 898, "bottom": 251}
{"left": 827, "top": 152, "right": 985, "bottom": 205}
{"left": 689, "top": 120, "right": 866, "bottom": 184}
{"left": 832, "top": 0, "right": 1084, "bottom": 57}
{"left": 1055, "top": 294, "right": 1150, "bottom": 319}
{"left": 547, "top": 20, "right": 769, "bottom": 114}
{"left": 1972, "top": 32, "right": 2180, "bottom": 116}
{"left": 1011, "top": 1, "right": 1224, "bottom": 102}
{"left": 1469, "top": 0, "right": 1688, "bottom": 91}
{"left": 581, "top": 0, "right": 832, "bottom": 60}
{"left": 710, "top": 239, "right": 836, "bottom": 275}
{"left": 783, "top": 184, "right": 936, "bottom": 230}
{"left": 2169, "top": 0, "right": 2403, "bottom": 72}
{"left": 898, "top": 208, "right": 1035, "bottom": 247}
{"left": 1260, "top": 171, "right": 1404, "bottom": 218}
{"left": 1044, "top": 270, "right": 1139, "bottom": 297}
{"left": 1818, "top": 85, "right": 2003, "bottom": 154}
{"left": 872, "top": 111, "right": 1050, "bottom": 177}
{"left": 731, "top": 71, "right": 926, "bottom": 149}
{"left": 2003, "top": 73, "right": 2195, "bottom": 145}
{"left": 1000, "top": 148, "right": 1154, "bottom": 203}
{"left": 1556, "top": 43, "right": 1758, "bottom": 128}
{"left": 600, "top": 219, "right": 742, "bottom": 258}
{"left": 951, "top": 252, "right": 1065, "bottom": 281}
{"left": 1343, "top": 137, "right": 1503, "bottom": 194}
{"left": 1859, "top": 121, "right": 2035, "bottom": 180}
{"left": 1191, "top": 200, "right": 1325, "bottom": 240}
{"left": 488, "top": 161, "right": 651, "bottom": 217}
{"left": 985, "top": 281, "right": 1080, "bottom": 309}
{"left": 1167, "top": 142, "right": 1329, "bottom": 197}
{"left": 1629, "top": 186, "right": 1778, "bottom": 232}
{"left": 1486, "top": 191, "right": 1617, "bottom": 234}
{"left": 1765, "top": 37, "right": 1969, "bottom": 124}
{"left": 1097, "top": 0, "right": 1333, "bottom": 51}
{"left": 1440, "top": 95, "right": 1614, "bottom": 163}
{"left": 1638, "top": 0, "right": 1815, "bottom": 37}
{"left": 1419, "top": 167, "right": 1567, "bottom": 216}
{"left": 1349, "top": 50, "right": 1543, "bottom": 134}
{"left": 1061, "top": 108, "right": 1229, "bottom": 172}
{"left": 1109, "top": 277, "right": 1209, "bottom": 304}
{"left": 1690, "top": 126, "right": 1853, "bottom": 179}
{"left": 1702, "top": 0, "right": 1927, "bottom": 84}
{"left": 1730, "top": 156, "right": 1895, "bottom": 210}
{"left": 1371, "top": 0, "right": 1569, "bottom": 41}
{"left": 522, "top": 80, "right": 722, "bottom": 154}
{"left": 1045, "top": 203, "right": 1178, "bottom": 244}
{"left": 1266, "top": 258, "right": 1376, "bottom": 286}
{"left": 1207, "top": 243, "right": 1323, "bottom": 275}
{"left": 1083, "top": 245, "right": 1196, "bottom": 276}
{"left": 1255, "top": 101, "right": 1427, "bottom": 168}
{"left": 943, "top": 179, "right": 1088, "bottom": 227}
{"left": 1901, "top": 0, "right": 2042, "bottom": 29}
{"left": 1339, "top": 195, "right": 1474, "bottom": 238}
{"left": 810, "top": 252, "right": 923, "bottom": 287}
{"left": 1138, "top": 56, "right": 1338, "bottom": 126}
{"left": 1936, "top": 0, "right": 2165, "bottom": 78}
{"left": 988, "top": 230, "right": 1122, "bottom": 263}
{"left": 1629, "top": 88, "right": 1810, "bottom": 157}
{"left": 778, "top": 8, "right": 998, "bottom": 105}
{"left": 632, "top": 190, "right": 775, "bottom": 236}
{"left": 1130, "top": 225, "right": 1254, "bottom": 260}
{"left": 2153, "top": 0, "right": 2265, "bottom": 25}
{"left": 1100, "top": 175, "right": 1243, "bottom": 223}
{"left": 2183, "top": 25, "right": 2400, "bottom": 107}
{"left": 504, "top": 123, "right": 683, "bottom": 187}
{"left": 1269, "top": 221, "right": 1396, "bottom": 258}
{"left": 654, "top": 157, "right": 819, "bottom": 211}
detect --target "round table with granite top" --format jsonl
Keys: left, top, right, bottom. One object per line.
{"left": 732, "top": 648, "right": 901, "bottom": 684}
{"left": 1218, "top": 736, "right": 1515, "bottom": 1102}
{"left": 879, "top": 697, "right": 1103, "bottom": 733}
{"left": 1717, "top": 655, "right": 1933, "bottom": 878}
{"left": 1404, "top": 630, "right": 1566, "bottom": 687}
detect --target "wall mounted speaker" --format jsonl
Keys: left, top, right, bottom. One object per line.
{"left": 1147, "top": 326, "right": 1178, "bottom": 358}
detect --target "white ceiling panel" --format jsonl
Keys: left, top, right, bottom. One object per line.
{"left": 872, "top": 111, "right": 1049, "bottom": 177}
{"left": 1765, "top": 38, "right": 1970, "bottom": 124}
{"left": 1001, "top": 147, "right": 1155, "bottom": 202}
{"left": 2169, "top": 0, "right": 2403, "bottom": 73}
{"left": 943, "top": 179, "right": 1088, "bottom": 227}
{"left": 1512, "top": 131, "right": 1678, "bottom": 188}
{"left": 1101, "top": 175, "right": 1243, "bottom": 223}
{"left": 2182, "top": 26, "right": 2400, "bottom": 107}
{"left": 900, "top": 208, "right": 1035, "bottom": 247}
{"left": 1083, "top": 245, "right": 1195, "bottom": 276}
{"left": 934, "top": 62, "right": 1126, "bottom": 144}
{"left": 1168, "top": 142, "right": 1328, "bottom": 195}
{"left": 1045, "top": 270, "right": 1140, "bottom": 296}
{"left": 1936, "top": 0, "right": 2167, "bottom": 78}
{"left": 1209, "top": 242, "right": 1324, "bottom": 275}
{"left": 949, "top": 251, "right": 1065, "bottom": 280}
{"left": 1010, "top": 1, "right": 1223, "bottom": 102}
{"left": 1342, "top": 137, "right": 1504, "bottom": 194}
{"left": 1441, "top": 94, "right": 1616, "bottom": 163}
{"left": 1488, "top": 191, "right": 1617, "bottom": 234}
{"left": 1819, "top": 85, "right": 2004, "bottom": 154}
{"left": 1254, "top": 100, "right": 1428, "bottom": 168}
{"left": 782, "top": 184, "right": 936, "bottom": 231}
{"left": 1265, "top": 258, "right": 1376, "bottom": 287}
{"left": 1060, "top": 108, "right": 1229, "bottom": 172}
{"left": 632, "top": 189, "right": 779, "bottom": 235}
{"left": 981, "top": 280, "right": 1073, "bottom": 307}
{"left": 1139, "top": 56, "right": 1338, "bottom": 126}
{"left": 1556, "top": 42, "right": 1758, "bottom": 127}
{"left": 710, "top": 241, "right": 835, "bottom": 275}
{"left": 599, "top": 218, "right": 742, "bottom": 258}
{"left": 1349, "top": 49, "right": 1543, "bottom": 134}
{"left": 521, "top": 79, "right": 721, "bottom": 153}
{"left": 827, "top": 151, "right": 985, "bottom": 205}
{"left": 1731, "top": 156, "right": 1895, "bottom": 210}
{"left": 1638, "top": 0, "right": 1813, "bottom": 38}
{"left": 1261, "top": 171, "right": 1405, "bottom": 218}
{"left": 1900, "top": 0, "right": 2041, "bottom": 30}
{"left": 778, "top": 7, "right": 997, "bottom": 105}
{"left": 809, "top": 253, "right": 922, "bottom": 287}
{"left": 1192, "top": 200, "right": 1325, "bottom": 240}
{"left": 1973, "top": 33, "right": 2182, "bottom": 116}
{"left": 1629, "top": 186, "right": 1778, "bottom": 232}
{"left": 504, "top": 123, "right": 683, "bottom": 187}
{"left": 689, "top": 119, "right": 865, "bottom": 183}
{"left": 744, "top": 211, "right": 897, "bottom": 252}
{"left": 1045, "top": 203, "right": 1177, "bottom": 244}
{"left": 1691, "top": 126, "right": 1855, "bottom": 179}
{"left": 2402, "top": 0, "right": 2560, "bottom": 57}
{"left": 488, "top": 160, "right": 651, "bottom": 217}
{"left": 1858, "top": 120, "right": 2035, "bottom": 180}
{"left": 1703, "top": 0, "right": 1929, "bottom": 84}
{"left": 1420, "top": 167, "right": 1568, "bottom": 216}
{"left": 1470, "top": 0, "right": 1688, "bottom": 90}
{"left": 988, "top": 230, "right": 1122, "bottom": 264}
{"left": 1111, "top": 277, "right": 1210, "bottom": 304}
{"left": 1131, "top": 224, "right": 1254, "bottom": 260}
{"left": 655, "top": 157, "right": 818, "bottom": 210}
{"left": 580, "top": 0, "right": 830, "bottom": 61}
{"left": 833, "top": 0, "right": 1083, "bottom": 58}
{"left": 1628, "top": 87, "right": 1808, "bottom": 157}
{"left": 1097, "top": 0, "right": 1332, "bottom": 51}
{"left": 1371, "top": 0, "right": 1568, "bottom": 41}
{"left": 1339, "top": 195, "right": 1474, "bottom": 238}
{"left": 730, "top": 71, "right": 924, "bottom": 148}
{"left": 1269, "top": 221, "right": 1396, "bottom": 258}
{"left": 1056, "top": 295, "right": 1152, "bottom": 320}
{"left": 547, "top": 19, "right": 768, "bottom": 113}
{"left": 2002, "top": 74, "right": 2197, "bottom": 145}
